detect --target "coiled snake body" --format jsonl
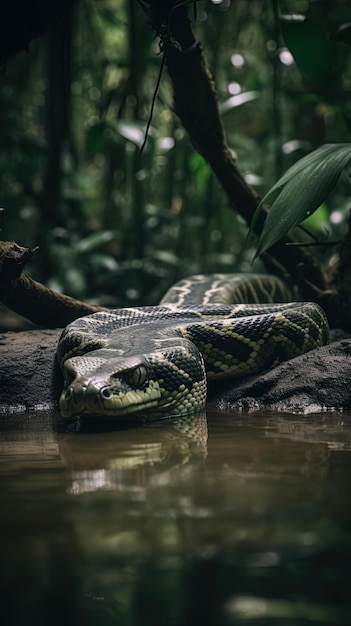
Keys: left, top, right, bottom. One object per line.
{"left": 57, "top": 274, "right": 329, "bottom": 419}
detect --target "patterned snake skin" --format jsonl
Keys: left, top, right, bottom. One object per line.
{"left": 57, "top": 274, "right": 329, "bottom": 419}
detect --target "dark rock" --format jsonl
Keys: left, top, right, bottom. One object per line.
{"left": 0, "top": 329, "right": 62, "bottom": 413}
{"left": 0, "top": 330, "right": 350, "bottom": 416}
{"left": 209, "top": 339, "right": 351, "bottom": 414}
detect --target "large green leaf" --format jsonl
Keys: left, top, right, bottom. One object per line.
{"left": 253, "top": 143, "right": 351, "bottom": 258}
{"left": 280, "top": 14, "right": 333, "bottom": 86}
{"left": 250, "top": 144, "right": 350, "bottom": 232}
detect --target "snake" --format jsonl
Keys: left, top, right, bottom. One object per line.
{"left": 57, "top": 273, "right": 329, "bottom": 419}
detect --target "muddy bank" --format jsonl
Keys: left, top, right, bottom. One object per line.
{"left": 0, "top": 330, "right": 350, "bottom": 415}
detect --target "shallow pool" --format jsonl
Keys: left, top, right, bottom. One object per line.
{"left": 1, "top": 410, "right": 351, "bottom": 625}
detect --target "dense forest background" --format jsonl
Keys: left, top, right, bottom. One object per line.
{"left": 1, "top": 0, "right": 351, "bottom": 309}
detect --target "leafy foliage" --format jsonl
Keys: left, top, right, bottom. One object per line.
{"left": 1, "top": 0, "right": 351, "bottom": 308}
{"left": 252, "top": 144, "right": 351, "bottom": 257}
{"left": 280, "top": 14, "right": 334, "bottom": 86}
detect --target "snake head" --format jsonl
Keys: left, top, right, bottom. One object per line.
{"left": 59, "top": 351, "right": 162, "bottom": 418}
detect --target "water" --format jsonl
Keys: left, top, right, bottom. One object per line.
{"left": 1, "top": 410, "right": 351, "bottom": 626}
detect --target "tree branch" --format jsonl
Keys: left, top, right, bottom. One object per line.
{"left": 137, "top": 0, "right": 334, "bottom": 307}
{"left": 0, "top": 242, "right": 106, "bottom": 327}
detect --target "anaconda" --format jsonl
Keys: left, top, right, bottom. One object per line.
{"left": 57, "top": 273, "right": 329, "bottom": 419}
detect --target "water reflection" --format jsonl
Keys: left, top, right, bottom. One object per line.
{"left": 59, "top": 413, "right": 207, "bottom": 496}
{"left": 0, "top": 411, "right": 351, "bottom": 625}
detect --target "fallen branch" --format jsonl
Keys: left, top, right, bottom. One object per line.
{"left": 0, "top": 241, "right": 107, "bottom": 327}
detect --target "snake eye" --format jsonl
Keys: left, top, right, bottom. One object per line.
{"left": 131, "top": 365, "right": 147, "bottom": 386}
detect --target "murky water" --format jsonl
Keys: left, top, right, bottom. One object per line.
{"left": 1, "top": 410, "right": 351, "bottom": 626}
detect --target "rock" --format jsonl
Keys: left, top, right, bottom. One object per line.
{"left": 0, "top": 330, "right": 350, "bottom": 415}
{"left": 209, "top": 339, "right": 351, "bottom": 414}
{"left": 0, "top": 329, "right": 62, "bottom": 413}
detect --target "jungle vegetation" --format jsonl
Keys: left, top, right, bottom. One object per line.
{"left": 1, "top": 0, "right": 351, "bottom": 326}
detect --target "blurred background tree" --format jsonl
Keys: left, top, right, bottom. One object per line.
{"left": 1, "top": 0, "right": 351, "bottom": 309}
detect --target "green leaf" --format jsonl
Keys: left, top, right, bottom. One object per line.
{"left": 189, "top": 151, "right": 211, "bottom": 187}
{"left": 301, "top": 202, "right": 329, "bottom": 231}
{"left": 280, "top": 14, "right": 333, "bottom": 86}
{"left": 77, "top": 231, "right": 115, "bottom": 253}
{"left": 89, "top": 253, "right": 119, "bottom": 272}
{"left": 254, "top": 143, "right": 351, "bottom": 258}
{"left": 250, "top": 144, "right": 343, "bottom": 233}
{"left": 219, "top": 91, "right": 259, "bottom": 115}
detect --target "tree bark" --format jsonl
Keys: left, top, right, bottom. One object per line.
{"left": 137, "top": 0, "right": 340, "bottom": 321}
{"left": 0, "top": 242, "right": 106, "bottom": 327}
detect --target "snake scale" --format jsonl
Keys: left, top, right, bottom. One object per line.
{"left": 57, "top": 274, "right": 329, "bottom": 419}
